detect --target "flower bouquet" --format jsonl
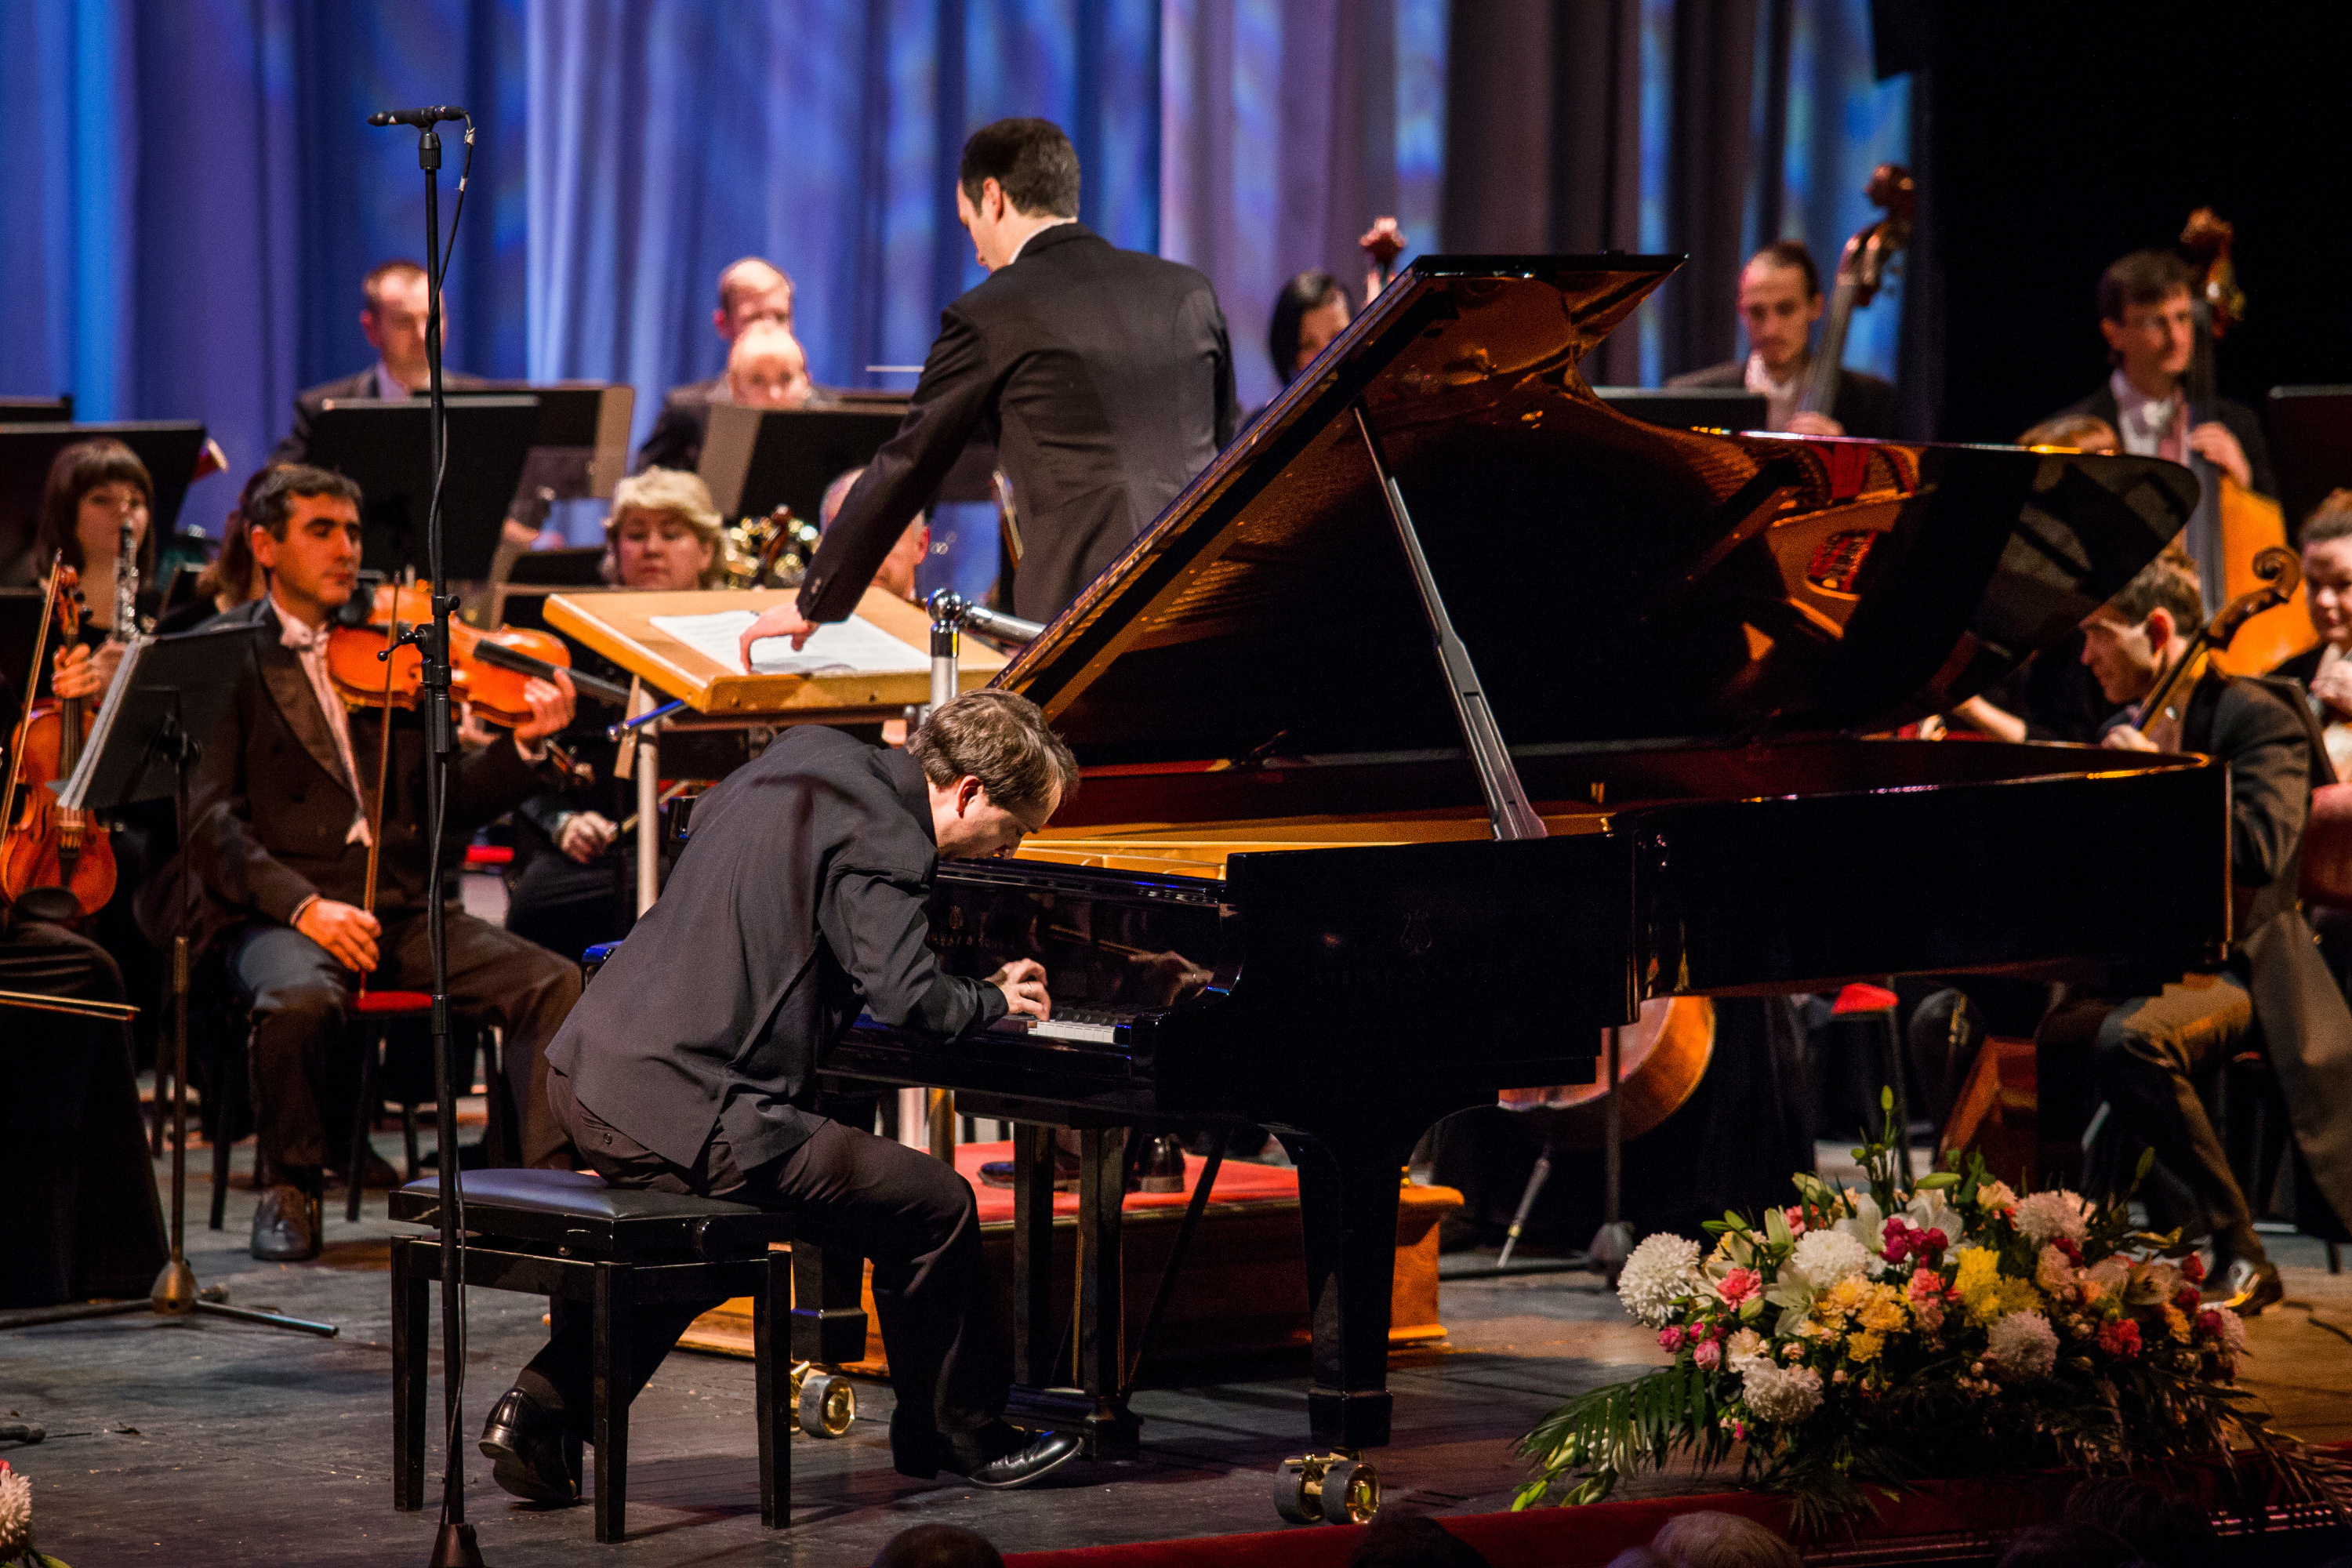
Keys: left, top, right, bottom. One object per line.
{"left": 1514, "top": 1094, "right": 2345, "bottom": 1533}
{"left": 0, "top": 1458, "right": 69, "bottom": 1568}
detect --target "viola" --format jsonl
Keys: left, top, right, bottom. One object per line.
{"left": 0, "top": 560, "right": 120, "bottom": 916}
{"left": 325, "top": 581, "right": 629, "bottom": 727}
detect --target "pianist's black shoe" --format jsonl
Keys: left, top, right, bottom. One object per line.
{"left": 480, "top": 1388, "right": 578, "bottom": 1505}
{"left": 250, "top": 1181, "right": 319, "bottom": 1261}
{"left": 957, "top": 1428, "right": 1083, "bottom": 1490}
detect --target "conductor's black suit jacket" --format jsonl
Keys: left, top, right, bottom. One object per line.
{"left": 797, "top": 223, "right": 1236, "bottom": 625}
{"left": 545, "top": 725, "right": 1007, "bottom": 1171}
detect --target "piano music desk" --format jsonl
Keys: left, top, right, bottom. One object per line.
{"left": 677, "top": 1142, "right": 1464, "bottom": 1371}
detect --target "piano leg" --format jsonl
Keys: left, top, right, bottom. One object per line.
{"left": 789, "top": 1243, "right": 869, "bottom": 1367}
{"left": 1075, "top": 1127, "right": 1141, "bottom": 1458}
{"left": 1009, "top": 1123, "right": 1057, "bottom": 1387}
{"left": 1286, "top": 1130, "right": 1407, "bottom": 1451}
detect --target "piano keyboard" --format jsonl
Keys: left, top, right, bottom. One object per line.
{"left": 991, "top": 1007, "right": 1135, "bottom": 1047}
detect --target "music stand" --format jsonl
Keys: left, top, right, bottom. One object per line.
{"left": 0, "top": 396, "right": 72, "bottom": 421}
{"left": 16, "top": 623, "right": 338, "bottom": 1336}
{"left": 2266, "top": 385, "right": 2352, "bottom": 538}
{"left": 0, "top": 589, "right": 43, "bottom": 708}
{"left": 1595, "top": 387, "right": 1769, "bottom": 432}
{"left": 302, "top": 397, "right": 540, "bottom": 579}
{"left": 699, "top": 403, "right": 906, "bottom": 524}
{"left": 0, "top": 422, "right": 209, "bottom": 572}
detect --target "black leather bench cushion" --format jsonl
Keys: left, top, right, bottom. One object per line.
{"left": 390, "top": 1171, "right": 793, "bottom": 1260}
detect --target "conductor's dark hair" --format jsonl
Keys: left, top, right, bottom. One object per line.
{"left": 958, "top": 118, "right": 1080, "bottom": 219}
{"left": 2096, "top": 249, "right": 2193, "bottom": 324}
{"left": 245, "top": 464, "right": 363, "bottom": 543}
{"left": 1269, "top": 271, "right": 1352, "bottom": 386}
{"left": 2105, "top": 552, "right": 2204, "bottom": 631}
{"left": 908, "top": 690, "right": 1079, "bottom": 818}
{"left": 872, "top": 1523, "right": 1004, "bottom": 1568}
{"left": 1748, "top": 239, "right": 1821, "bottom": 300}
{"left": 34, "top": 437, "right": 154, "bottom": 578}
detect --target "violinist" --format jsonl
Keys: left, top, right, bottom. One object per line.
{"left": 500, "top": 470, "right": 721, "bottom": 966}
{"left": 178, "top": 465, "right": 584, "bottom": 1262}
{"left": 2270, "top": 489, "right": 2352, "bottom": 778}
{"left": 2038, "top": 554, "right": 2348, "bottom": 1317}
{"left": 1666, "top": 241, "right": 1895, "bottom": 437}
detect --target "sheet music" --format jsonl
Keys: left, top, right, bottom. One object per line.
{"left": 648, "top": 608, "right": 930, "bottom": 677}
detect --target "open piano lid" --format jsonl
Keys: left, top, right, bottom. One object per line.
{"left": 997, "top": 256, "right": 2198, "bottom": 768}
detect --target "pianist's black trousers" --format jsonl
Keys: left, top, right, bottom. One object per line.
{"left": 2074, "top": 971, "right": 2266, "bottom": 1268}
{"left": 517, "top": 1069, "right": 1011, "bottom": 1475}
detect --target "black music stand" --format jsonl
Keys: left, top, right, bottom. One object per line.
{"left": 303, "top": 398, "right": 540, "bottom": 579}
{"left": 699, "top": 403, "right": 906, "bottom": 523}
{"left": 0, "top": 589, "right": 43, "bottom": 709}
{"left": 16, "top": 623, "right": 338, "bottom": 1336}
{"left": 451, "top": 383, "right": 634, "bottom": 531}
{"left": 0, "top": 422, "right": 209, "bottom": 571}
{"left": 0, "top": 395, "right": 72, "bottom": 421}
{"left": 2266, "top": 385, "right": 2352, "bottom": 537}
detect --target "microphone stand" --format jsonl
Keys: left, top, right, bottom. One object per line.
{"left": 379, "top": 110, "right": 482, "bottom": 1568}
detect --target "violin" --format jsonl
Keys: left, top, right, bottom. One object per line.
{"left": 1796, "top": 163, "right": 1915, "bottom": 424}
{"left": 2133, "top": 545, "right": 2304, "bottom": 738}
{"left": 325, "top": 580, "right": 630, "bottom": 727}
{"left": 0, "top": 559, "right": 120, "bottom": 916}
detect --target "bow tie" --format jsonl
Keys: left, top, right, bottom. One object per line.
{"left": 274, "top": 602, "right": 329, "bottom": 652}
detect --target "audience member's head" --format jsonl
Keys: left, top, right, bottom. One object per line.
{"left": 603, "top": 468, "right": 724, "bottom": 590}
{"left": 2061, "top": 1475, "right": 2217, "bottom": 1568}
{"left": 2096, "top": 249, "right": 2197, "bottom": 390}
{"left": 1605, "top": 1551, "right": 1675, "bottom": 1568}
{"left": 2303, "top": 488, "right": 2352, "bottom": 654}
{"left": 1269, "top": 270, "right": 1354, "bottom": 385}
{"left": 872, "top": 1523, "right": 1004, "bottom": 1568}
{"left": 1648, "top": 1509, "right": 1802, "bottom": 1568}
{"left": 2017, "top": 413, "right": 2121, "bottom": 453}
{"left": 1737, "top": 241, "right": 1824, "bottom": 378}
{"left": 1994, "top": 1520, "right": 2138, "bottom": 1568}
{"left": 1344, "top": 1515, "right": 1491, "bottom": 1568}
{"left": 715, "top": 257, "right": 794, "bottom": 342}
{"left": 361, "top": 259, "right": 433, "bottom": 387}
{"left": 727, "top": 321, "right": 815, "bottom": 410}
{"left": 35, "top": 437, "right": 154, "bottom": 579}
{"left": 821, "top": 466, "right": 928, "bottom": 601}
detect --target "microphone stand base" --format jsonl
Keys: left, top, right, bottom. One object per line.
{"left": 429, "top": 1521, "right": 485, "bottom": 1567}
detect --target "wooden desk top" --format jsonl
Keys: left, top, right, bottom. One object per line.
{"left": 543, "top": 586, "right": 1004, "bottom": 716}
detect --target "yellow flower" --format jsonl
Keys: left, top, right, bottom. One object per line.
{"left": 1860, "top": 1283, "right": 1909, "bottom": 1334}
{"left": 1816, "top": 1275, "right": 1873, "bottom": 1326}
{"left": 1847, "top": 1330, "right": 1885, "bottom": 1363}
{"left": 2162, "top": 1304, "right": 2190, "bottom": 1341}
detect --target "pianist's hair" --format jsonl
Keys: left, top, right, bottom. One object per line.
{"left": 2107, "top": 554, "right": 2204, "bottom": 632}
{"left": 2306, "top": 489, "right": 2352, "bottom": 548}
{"left": 1748, "top": 239, "right": 1821, "bottom": 300}
{"left": 958, "top": 118, "right": 1080, "bottom": 219}
{"left": 909, "top": 691, "right": 1080, "bottom": 818}
{"left": 2096, "top": 250, "right": 2193, "bottom": 325}
{"left": 244, "top": 464, "right": 362, "bottom": 543}
{"left": 34, "top": 437, "right": 156, "bottom": 580}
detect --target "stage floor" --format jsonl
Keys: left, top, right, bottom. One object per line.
{"left": 9, "top": 1136, "right": 2352, "bottom": 1566}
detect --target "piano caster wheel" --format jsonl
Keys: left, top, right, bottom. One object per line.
{"left": 1271, "top": 1451, "right": 1379, "bottom": 1526}
{"left": 789, "top": 1364, "right": 857, "bottom": 1437}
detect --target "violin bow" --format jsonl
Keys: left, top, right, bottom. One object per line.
{"left": 357, "top": 611, "right": 401, "bottom": 996}
{"left": 0, "top": 554, "right": 66, "bottom": 842}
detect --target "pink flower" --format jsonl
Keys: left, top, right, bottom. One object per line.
{"left": 1733, "top": 1420, "right": 1749, "bottom": 1442}
{"left": 1694, "top": 1339, "right": 1722, "bottom": 1370}
{"left": 2182, "top": 1253, "right": 2207, "bottom": 1285}
{"left": 2095, "top": 1319, "right": 2143, "bottom": 1359}
{"left": 1692, "top": 1320, "right": 1719, "bottom": 1343}
{"left": 2174, "top": 1287, "right": 2201, "bottom": 1314}
{"left": 1718, "top": 1267, "right": 1763, "bottom": 1305}
{"left": 1784, "top": 1206, "right": 1809, "bottom": 1236}
{"left": 1659, "top": 1325, "right": 1686, "bottom": 1352}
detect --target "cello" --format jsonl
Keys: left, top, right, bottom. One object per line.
{"left": 1795, "top": 163, "right": 1915, "bottom": 426}
{"left": 2178, "top": 209, "right": 2313, "bottom": 677}
{"left": 0, "top": 557, "right": 119, "bottom": 915}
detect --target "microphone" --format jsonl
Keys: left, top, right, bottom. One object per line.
{"left": 367, "top": 105, "right": 467, "bottom": 128}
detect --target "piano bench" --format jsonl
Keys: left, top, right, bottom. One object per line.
{"left": 388, "top": 1169, "right": 800, "bottom": 1543}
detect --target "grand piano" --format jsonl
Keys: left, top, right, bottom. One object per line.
{"left": 815, "top": 255, "right": 2227, "bottom": 1473}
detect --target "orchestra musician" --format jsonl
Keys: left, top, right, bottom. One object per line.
{"left": 269, "top": 260, "right": 488, "bottom": 465}
{"left": 739, "top": 117, "right": 1236, "bottom": 657}
{"left": 499, "top": 469, "right": 724, "bottom": 967}
{"left": 632, "top": 256, "right": 797, "bottom": 474}
{"left": 174, "top": 465, "right": 584, "bottom": 1261}
{"left": 2038, "top": 554, "right": 2349, "bottom": 1316}
{"left": 13, "top": 439, "right": 154, "bottom": 699}
{"left": 2269, "top": 489, "right": 2352, "bottom": 778}
{"left": 480, "top": 691, "right": 1086, "bottom": 1501}
{"left": 723, "top": 319, "right": 818, "bottom": 411}
{"left": 1666, "top": 240, "right": 1896, "bottom": 437}
{"left": 821, "top": 466, "right": 927, "bottom": 602}
{"left": 1269, "top": 270, "right": 1353, "bottom": 385}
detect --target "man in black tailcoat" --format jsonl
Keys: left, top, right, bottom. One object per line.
{"left": 735, "top": 117, "right": 1236, "bottom": 660}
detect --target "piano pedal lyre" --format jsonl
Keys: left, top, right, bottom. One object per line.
{"left": 788, "top": 1360, "right": 857, "bottom": 1438}
{"left": 1272, "top": 1450, "right": 1379, "bottom": 1526}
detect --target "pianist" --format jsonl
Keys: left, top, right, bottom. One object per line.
{"left": 2037, "top": 554, "right": 2349, "bottom": 1317}
{"left": 481, "top": 691, "right": 1087, "bottom": 1501}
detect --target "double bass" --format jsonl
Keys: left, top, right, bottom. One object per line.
{"left": 1795, "top": 163, "right": 1915, "bottom": 426}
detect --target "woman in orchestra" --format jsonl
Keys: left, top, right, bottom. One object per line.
{"left": 1268, "top": 270, "right": 1352, "bottom": 387}
{"left": 155, "top": 465, "right": 277, "bottom": 634}
{"left": 31, "top": 438, "right": 155, "bottom": 703}
{"left": 601, "top": 467, "right": 725, "bottom": 590}
{"left": 2271, "top": 489, "right": 2352, "bottom": 777}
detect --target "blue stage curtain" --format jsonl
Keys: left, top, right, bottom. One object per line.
{"left": 0, "top": 0, "right": 527, "bottom": 536}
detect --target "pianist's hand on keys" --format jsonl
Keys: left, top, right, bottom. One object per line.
{"left": 989, "top": 958, "right": 1052, "bottom": 1022}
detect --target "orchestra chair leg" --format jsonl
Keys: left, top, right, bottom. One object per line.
{"left": 753, "top": 1250, "right": 790, "bottom": 1528}
{"left": 390, "top": 1236, "right": 429, "bottom": 1512}
{"left": 347, "top": 1027, "right": 379, "bottom": 1225}
{"left": 2332, "top": 1243, "right": 2343, "bottom": 1276}
{"left": 401, "top": 1105, "right": 421, "bottom": 1182}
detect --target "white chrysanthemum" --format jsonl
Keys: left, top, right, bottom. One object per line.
{"left": 1725, "top": 1327, "right": 1769, "bottom": 1374}
{"left": 2209, "top": 1305, "right": 2249, "bottom": 1360}
{"left": 1986, "top": 1311, "right": 2060, "bottom": 1380}
{"left": 0, "top": 1464, "right": 31, "bottom": 1554}
{"left": 2013, "top": 1190, "right": 2089, "bottom": 1247}
{"left": 1741, "top": 1360, "right": 1824, "bottom": 1425}
{"left": 1791, "top": 1229, "right": 1873, "bottom": 1290}
{"left": 1617, "top": 1233, "right": 1704, "bottom": 1327}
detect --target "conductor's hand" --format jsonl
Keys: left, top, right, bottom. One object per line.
{"left": 52, "top": 641, "right": 123, "bottom": 702}
{"left": 989, "top": 958, "right": 1051, "bottom": 1022}
{"left": 297, "top": 898, "right": 381, "bottom": 973}
{"left": 557, "top": 811, "right": 619, "bottom": 864}
{"left": 740, "top": 602, "right": 818, "bottom": 670}
{"left": 511, "top": 670, "right": 577, "bottom": 752}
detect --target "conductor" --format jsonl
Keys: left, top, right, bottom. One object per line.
{"left": 738, "top": 116, "right": 1236, "bottom": 664}
{"left": 481, "top": 691, "right": 1086, "bottom": 1497}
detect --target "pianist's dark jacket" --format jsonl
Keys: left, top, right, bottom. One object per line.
{"left": 797, "top": 222, "right": 1237, "bottom": 625}
{"left": 545, "top": 724, "right": 1007, "bottom": 1171}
